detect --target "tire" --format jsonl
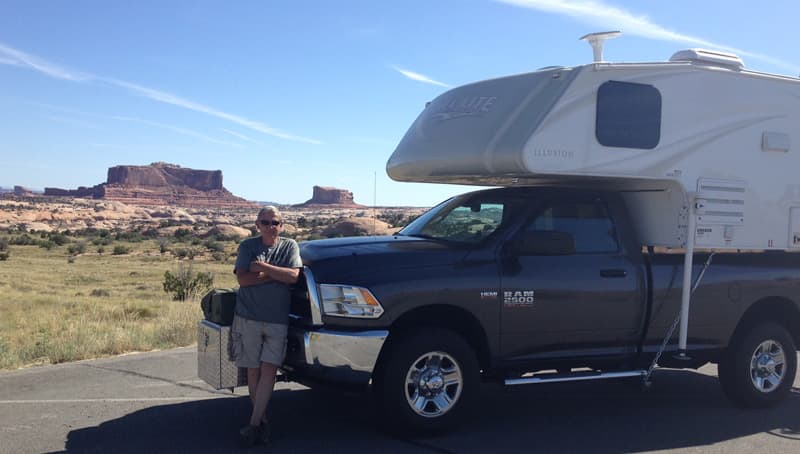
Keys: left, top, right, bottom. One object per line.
{"left": 373, "top": 328, "right": 479, "bottom": 435}
{"left": 718, "top": 322, "right": 797, "bottom": 408}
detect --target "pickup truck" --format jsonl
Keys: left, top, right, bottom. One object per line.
{"left": 282, "top": 186, "right": 800, "bottom": 433}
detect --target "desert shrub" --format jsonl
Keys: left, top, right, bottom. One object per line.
{"left": 96, "top": 246, "right": 105, "bottom": 255}
{"left": 112, "top": 245, "right": 131, "bottom": 255}
{"left": 162, "top": 263, "right": 214, "bottom": 301}
{"left": 114, "top": 231, "right": 143, "bottom": 242}
{"left": 157, "top": 238, "right": 170, "bottom": 254}
{"left": 0, "top": 237, "right": 8, "bottom": 252}
{"left": 90, "top": 288, "right": 111, "bottom": 297}
{"left": 67, "top": 242, "right": 87, "bottom": 255}
{"left": 49, "top": 233, "right": 69, "bottom": 246}
{"left": 203, "top": 240, "right": 225, "bottom": 253}
{"left": 173, "top": 248, "right": 194, "bottom": 260}
{"left": 10, "top": 234, "right": 35, "bottom": 245}
{"left": 173, "top": 228, "right": 192, "bottom": 241}
{"left": 38, "top": 240, "right": 55, "bottom": 250}
{"left": 141, "top": 228, "right": 160, "bottom": 238}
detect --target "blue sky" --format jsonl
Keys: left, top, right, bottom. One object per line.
{"left": 1, "top": 0, "right": 798, "bottom": 206}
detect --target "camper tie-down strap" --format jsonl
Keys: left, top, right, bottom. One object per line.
{"left": 644, "top": 251, "right": 717, "bottom": 384}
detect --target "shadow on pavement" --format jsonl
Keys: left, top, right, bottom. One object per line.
{"left": 64, "top": 370, "right": 800, "bottom": 453}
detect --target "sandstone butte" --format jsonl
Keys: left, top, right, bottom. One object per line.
{"left": 296, "top": 185, "right": 365, "bottom": 208}
{"left": 43, "top": 162, "right": 257, "bottom": 209}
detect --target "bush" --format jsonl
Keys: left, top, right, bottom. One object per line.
{"left": 112, "top": 245, "right": 131, "bottom": 255}
{"left": 90, "top": 288, "right": 111, "bottom": 297}
{"left": 158, "top": 238, "right": 170, "bottom": 255}
{"left": 0, "top": 252, "right": 8, "bottom": 261}
{"left": 162, "top": 263, "right": 214, "bottom": 301}
{"left": 173, "top": 228, "right": 192, "bottom": 241}
{"left": 173, "top": 248, "right": 194, "bottom": 260}
{"left": 49, "top": 233, "right": 69, "bottom": 246}
{"left": 67, "top": 242, "right": 87, "bottom": 255}
{"left": 203, "top": 240, "right": 225, "bottom": 253}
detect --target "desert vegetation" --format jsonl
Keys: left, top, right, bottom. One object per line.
{"left": 0, "top": 197, "right": 426, "bottom": 370}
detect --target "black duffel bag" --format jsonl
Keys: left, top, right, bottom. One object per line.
{"left": 201, "top": 288, "right": 237, "bottom": 326}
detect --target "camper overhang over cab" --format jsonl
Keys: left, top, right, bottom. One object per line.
{"left": 387, "top": 43, "right": 800, "bottom": 252}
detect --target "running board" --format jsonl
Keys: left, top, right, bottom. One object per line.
{"left": 505, "top": 370, "right": 646, "bottom": 386}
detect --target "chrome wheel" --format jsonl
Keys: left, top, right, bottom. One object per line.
{"left": 749, "top": 340, "right": 786, "bottom": 393}
{"left": 404, "top": 350, "right": 463, "bottom": 418}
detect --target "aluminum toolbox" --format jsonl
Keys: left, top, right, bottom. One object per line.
{"left": 197, "top": 320, "right": 247, "bottom": 390}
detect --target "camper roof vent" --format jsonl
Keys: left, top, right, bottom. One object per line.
{"left": 669, "top": 49, "right": 744, "bottom": 70}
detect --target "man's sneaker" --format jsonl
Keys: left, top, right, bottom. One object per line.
{"left": 239, "top": 424, "right": 261, "bottom": 448}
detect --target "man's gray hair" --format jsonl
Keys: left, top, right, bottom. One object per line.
{"left": 257, "top": 205, "right": 281, "bottom": 220}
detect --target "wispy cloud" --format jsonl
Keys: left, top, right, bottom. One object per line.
{"left": 103, "top": 78, "right": 322, "bottom": 144}
{"left": 390, "top": 65, "right": 452, "bottom": 88}
{"left": 89, "top": 143, "right": 193, "bottom": 153}
{"left": 32, "top": 102, "right": 241, "bottom": 147}
{"left": 0, "top": 43, "right": 92, "bottom": 81}
{"left": 496, "top": 0, "right": 800, "bottom": 73}
{"left": 107, "top": 115, "right": 244, "bottom": 148}
{"left": 220, "top": 128, "right": 266, "bottom": 146}
{"left": 42, "top": 115, "right": 99, "bottom": 129}
{"left": 0, "top": 42, "right": 323, "bottom": 143}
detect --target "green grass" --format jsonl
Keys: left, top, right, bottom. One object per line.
{"left": 0, "top": 236, "right": 237, "bottom": 369}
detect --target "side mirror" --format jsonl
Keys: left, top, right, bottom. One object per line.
{"left": 513, "top": 230, "right": 576, "bottom": 255}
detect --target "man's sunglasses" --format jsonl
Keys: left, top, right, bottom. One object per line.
{"left": 258, "top": 220, "right": 282, "bottom": 227}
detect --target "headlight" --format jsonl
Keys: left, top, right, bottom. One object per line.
{"left": 320, "top": 284, "right": 384, "bottom": 319}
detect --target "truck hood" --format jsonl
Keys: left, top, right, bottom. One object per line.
{"left": 299, "top": 235, "right": 468, "bottom": 283}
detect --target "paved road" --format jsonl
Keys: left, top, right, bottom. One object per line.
{"left": 0, "top": 347, "right": 798, "bottom": 453}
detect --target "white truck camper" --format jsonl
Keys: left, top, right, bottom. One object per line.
{"left": 387, "top": 32, "right": 800, "bottom": 358}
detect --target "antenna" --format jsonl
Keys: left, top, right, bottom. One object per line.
{"left": 579, "top": 31, "right": 621, "bottom": 63}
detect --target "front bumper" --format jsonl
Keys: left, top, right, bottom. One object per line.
{"left": 283, "top": 326, "right": 389, "bottom": 386}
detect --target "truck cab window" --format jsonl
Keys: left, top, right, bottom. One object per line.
{"left": 403, "top": 200, "right": 505, "bottom": 244}
{"left": 529, "top": 202, "right": 618, "bottom": 253}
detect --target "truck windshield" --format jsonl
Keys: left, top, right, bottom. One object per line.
{"left": 398, "top": 195, "right": 506, "bottom": 244}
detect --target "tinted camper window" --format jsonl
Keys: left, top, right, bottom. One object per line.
{"left": 596, "top": 81, "right": 661, "bottom": 149}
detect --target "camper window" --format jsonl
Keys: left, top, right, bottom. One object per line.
{"left": 595, "top": 80, "right": 661, "bottom": 149}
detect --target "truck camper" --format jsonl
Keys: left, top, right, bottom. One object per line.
{"left": 387, "top": 31, "right": 800, "bottom": 357}
{"left": 199, "top": 33, "right": 800, "bottom": 434}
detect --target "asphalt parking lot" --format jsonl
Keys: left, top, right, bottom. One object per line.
{"left": 0, "top": 347, "right": 798, "bottom": 453}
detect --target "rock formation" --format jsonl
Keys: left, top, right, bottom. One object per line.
{"left": 298, "top": 186, "right": 363, "bottom": 208}
{"left": 44, "top": 163, "right": 256, "bottom": 209}
{"left": 321, "top": 217, "right": 395, "bottom": 237}
{"left": 13, "top": 186, "right": 36, "bottom": 196}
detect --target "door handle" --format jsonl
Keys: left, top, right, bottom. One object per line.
{"left": 600, "top": 269, "right": 627, "bottom": 278}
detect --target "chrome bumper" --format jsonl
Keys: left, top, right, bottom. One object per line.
{"left": 284, "top": 326, "right": 389, "bottom": 385}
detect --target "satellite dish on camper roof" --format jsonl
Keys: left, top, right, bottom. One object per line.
{"left": 579, "top": 31, "right": 621, "bottom": 63}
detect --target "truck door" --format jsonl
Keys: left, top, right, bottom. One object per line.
{"left": 500, "top": 197, "right": 644, "bottom": 363}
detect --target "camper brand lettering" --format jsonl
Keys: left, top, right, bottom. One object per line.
{"left": 533, "top": 148, "right": 575, "bottom": 159}
{"left": 504, "top": 290, "right": 535, "bottom": 307}
{"left": 431, "top": 96, "right": 497, "bottom": 121}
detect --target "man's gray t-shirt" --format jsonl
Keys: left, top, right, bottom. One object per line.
{"left": 234, "top": 236, "right": 302, "bottom": 324}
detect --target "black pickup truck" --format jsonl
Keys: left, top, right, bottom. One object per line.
{"left": 282, "top": 186, "right": 800, "bottom": 433}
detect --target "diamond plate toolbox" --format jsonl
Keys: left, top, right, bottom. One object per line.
{"left": 197, "top": 320, "right": 247, "bottom": 389}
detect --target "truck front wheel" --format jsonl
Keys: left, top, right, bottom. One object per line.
{"left": 373, "top": 328, "right": 479, "bottom": 434}
{"left": 718, "top": 322, "right": 797, "bottom": 408}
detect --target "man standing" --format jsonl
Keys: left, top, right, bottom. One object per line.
{"left": 231, "top": 206, "right": 302, "bottom": 447}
